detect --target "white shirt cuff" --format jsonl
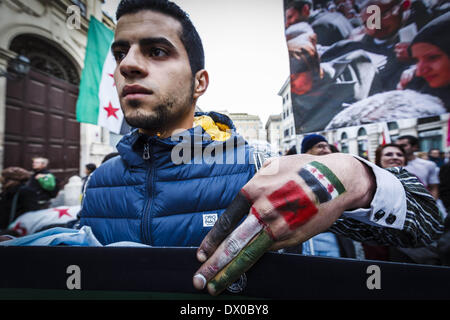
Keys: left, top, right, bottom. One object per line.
{"left": 341, "top": 156, "right": 406, "bottom": 230}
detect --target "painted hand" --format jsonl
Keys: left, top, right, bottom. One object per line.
{"left": 193, "top": 153, "right": 375, "bottom": 295}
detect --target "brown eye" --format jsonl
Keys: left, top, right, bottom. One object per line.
{"left": 113, "top": 51, "right": 126, "bottom": 62}
{"left": 149, "top": 47, "right": 168, "bottom": 57}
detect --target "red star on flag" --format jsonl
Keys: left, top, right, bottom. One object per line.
{"left": 54, "top": 208, "right": 72, "bottom": 218}
{"left": 13, "top": 222, "right": 27, "bottom": 236}
{"left": 327, "top": 184, "right": 335, "bottom": 193}
{"left": 104, "top": 102, "right": 120, "bottom": 119}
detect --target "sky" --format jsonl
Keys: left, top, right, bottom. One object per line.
{"left": 102, "top": 0, "right": 290, "bottom": 125}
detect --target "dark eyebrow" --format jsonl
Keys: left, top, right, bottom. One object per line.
{"left": 139, "top": 37, "right": 176, "bottom": 50}
{"left": 111, "top": 40, "right": 129, "bottom": 51}
{"left": 111, "top": 37, "right": 176, "bottom": 53}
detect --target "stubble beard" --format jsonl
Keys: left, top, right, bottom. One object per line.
{"left": 122, "top": 80, "right": 195, "bottom": 134}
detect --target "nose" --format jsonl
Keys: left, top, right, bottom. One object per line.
{"left": 415, "top": 60, "right": 429, "bottom": 78}
{"left": 119, "top": 46, "right": 148, "bottom": 79}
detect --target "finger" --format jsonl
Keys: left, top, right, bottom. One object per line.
{"left": 193, "top": 211, "right": 264, "bottom": 290}
{"left": 196, "top": 192, "right": 251, "bottom": 263}
{"left": 207, "top": 229, "right": 274, "bottom": 296}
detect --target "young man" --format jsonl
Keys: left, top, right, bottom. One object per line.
{"left": 74, "top": 0, "right": 441, "bottom": 296}
{"left": 79, "top": 0, "right": 256, "bottom": 246}
{"left": 396, "top": 135, "right": 440, "bottom": 199}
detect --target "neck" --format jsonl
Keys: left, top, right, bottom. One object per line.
{"left": 406, "top": 153, "right": 416, "bottom": 161}
{"left": 138, "top": 107, "right": 195, "bottom": 139}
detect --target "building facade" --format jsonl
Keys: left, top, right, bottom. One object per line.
{"left": 265, "top": 113, "right": 282, "bottom": 153}
{"left": 278, "top": 77, "right": 296, "bottom": 153}
{"left": 220, "top": 111, "right": 265, "bottom": 142}
{"left": 278, "top": 77, "right": 449, "bottom": 160}
{"left": 0, "top": 0, "right": 115, "bottom": 183}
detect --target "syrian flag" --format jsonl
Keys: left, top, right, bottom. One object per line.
{"left": 8, "top": 206, "right": 80, "bottom": 236}
{"left": 76, "top": 17, "right": 130, "bottom": 135}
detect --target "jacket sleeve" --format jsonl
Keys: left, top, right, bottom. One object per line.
{"left": 330, "top": 167, "right": 444, "bottom": 247}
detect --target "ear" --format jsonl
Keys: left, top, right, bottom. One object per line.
{"left": 193, "top": 69, "right": 209, "bottom": 100}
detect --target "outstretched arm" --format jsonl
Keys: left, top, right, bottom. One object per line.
{"left": 193, "top": 153, "right": 376, "bottom": 295}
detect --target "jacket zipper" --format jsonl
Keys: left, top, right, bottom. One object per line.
{"left": 141, "top": 141, "right": 153, "bottom": 245}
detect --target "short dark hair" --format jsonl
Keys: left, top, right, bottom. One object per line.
{"left": 396, "top": 135, "right": 419, "bottom": 147}
{"left": 85, "top": 163, "right": 97, "bottom": 173}
{"left": 116, "top": 0, "right": 205, "bottom": 76}
{"left": 286, "top": 0, "right": 312, "bottom": 12}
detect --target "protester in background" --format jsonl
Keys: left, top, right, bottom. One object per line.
{"left": 398, "top": 12, "right": 450, "bottom": 110}
{"left": 375, "top": 143, "right": 408, "bottom": 168}
{"left": 365, "top": 143, "right": 408, "bottom": 261}
{"left": 396, "top": 135, "right": 439, "bottom": 199}
{"left": 0, "top": 167, "right": 38, "bottom": 229}
{"left": 437, "top": 160, "right": 450, "bottom": 266}
{"left": 428, "top": 148, "right": 444, "bottom": 168}
{"left": 299, "top": 133, "right": 357, "bottom": 258}
{"left": 374, "top": 143, "right": 442, "bottom": 265}
{"left": 81, "top": 163, "right": 97, "bottom": 193}
{"left": 26, "top": 157, "right": 59, "bottom": 210}
{"left": 439, "top": 161, "right": 450, "bottom": 215}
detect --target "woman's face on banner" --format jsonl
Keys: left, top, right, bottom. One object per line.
{"left": 412, "top": 42, "right": 450, "bottom": 88}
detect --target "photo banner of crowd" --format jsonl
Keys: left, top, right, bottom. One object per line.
{"left": 284, "top": 0, "right": 450, "bottom": 134}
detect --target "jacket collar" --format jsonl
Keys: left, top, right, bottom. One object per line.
{"left": 116, "top": 111, "right": 238, "bottom": 167}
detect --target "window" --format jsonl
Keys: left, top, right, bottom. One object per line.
{"left": 358, "top": 140, "right": 368, "bottom": 158}
{"left": 341, "top": 132, "right": 348, "bottom": 140}
{"left": 341, "top": 142, "right": 349, "bottom": 153}
{"left": 387, "top": 121, "right": 398, "bottom": 130}
{"left": 357, "top": 127, "right": 367, "bottom": 136}
{"left": 284, "top": 129, "right": 290, "bottom": 137}
{"left": 417, "top": 116, "right": 441, "bottom": 125}
{"left": 357, "top": 127, "right": 368, "bottom": 158}
{"left": 418, "top": 129, "right": 443, "bottom": 151}
{"left": 71, "top": 0, "right": 87, "bottom": 17}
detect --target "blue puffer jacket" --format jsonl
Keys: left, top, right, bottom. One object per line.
{"left": 79, "top": 112, "right": 255, "bottom": 246}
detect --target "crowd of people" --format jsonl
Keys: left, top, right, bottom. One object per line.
{"left": 291, "top": 133, "right": 449, "bottom": 266}
{"left": 0, "top": 157, "right": 60, "bottom": 230}
{"left": 285, "top": 0, "right": 450, "bottom": 132}
{"left": 0, "top": 158, "right": 97, "bottom": 235}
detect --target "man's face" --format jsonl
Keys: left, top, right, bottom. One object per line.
{"left": 396, "top": 138, "right": 415, "bottom": 155}
{"left": 362, "top": 1, "right": 403, "bottom": 39}
{"left": 112, "top": 10, "right": 195, "bottom": 133}
{"left": 285, "top": 7, "right": 302, "bottom": 28}
{"left": 306, "top": 142, "right": 331, "bottom": 155}
{"left": 429, "top": 149, "right": 440, "bottom": 158}
{"left": 412, "top": 43, "right": 450, "bottom": 89}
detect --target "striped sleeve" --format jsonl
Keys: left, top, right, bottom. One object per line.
{"left": 329, "top": 167, "right": 444, "bottom": 247}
